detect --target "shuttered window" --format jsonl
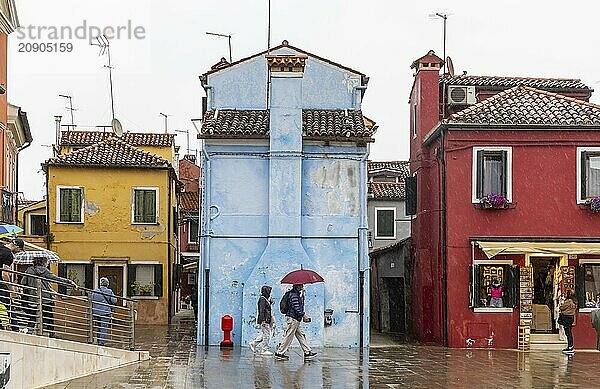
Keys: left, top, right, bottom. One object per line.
{"left": 133, "top": 188, "right": 157, "bottom": 224}
{"left": 473, "top": 147, "right": 512, "bottom": 202}
{"left": 581, "top": 151, "right": 600, "bottom": 199}
{"left": 59, "top": 187, "right": 83, "bottom": 223}
{"left": 375, "top": 208, "right": 396, "bottom": 238}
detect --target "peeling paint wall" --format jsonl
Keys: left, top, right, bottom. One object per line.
{"left": 200, "top": 46, "right": 369, "bottom": 348}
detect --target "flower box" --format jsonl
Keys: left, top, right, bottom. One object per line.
{"left": 585, "top": 197, "right": 600, "bottom": 213}
{"left": 479, "top": 193, "right": 509, "bottom": 210}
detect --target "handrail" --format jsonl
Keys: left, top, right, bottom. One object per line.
{"left": 0, "top": 267, "right": 137, "bottom": 350}
{"left": 1, "top": 267, "right": 137, "bottom": 303}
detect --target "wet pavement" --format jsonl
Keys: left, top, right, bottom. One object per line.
{"left": 46, "top": 311, "right": 600, "bottom": 388}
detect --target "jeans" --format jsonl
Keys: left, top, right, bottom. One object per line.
{"left": 94, "top": 315, "right": 111, "bottom": 346}
{"left": 490, "top": 297, "right": 503, "bottom": 308}
{"left": 562, "top": 315, "right": 574, "bottom": 348}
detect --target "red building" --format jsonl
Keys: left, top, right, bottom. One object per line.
{"left": 178, "top": 155, "right": 200, "bottom": 308}
{"left": 409, "top": 50, "right": 600, "bottom": 349}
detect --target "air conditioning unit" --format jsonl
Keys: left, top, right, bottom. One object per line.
{"left": 448, "top": 85, "right": 476, "bottom": 105}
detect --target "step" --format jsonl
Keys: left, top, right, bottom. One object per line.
{"left": 530, "top": 334, "right": 567, "bottom": 350}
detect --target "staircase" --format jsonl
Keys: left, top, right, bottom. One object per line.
{"left": 530, "top": 333, "right": 567, "bottom": 350}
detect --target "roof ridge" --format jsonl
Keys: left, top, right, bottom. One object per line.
{"left": 50, "top": 136, "right": 169, "bottom": 165}
{"left": 443, "top": 74, "right": 583, "bottom": 82}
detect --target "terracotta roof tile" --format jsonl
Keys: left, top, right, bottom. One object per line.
{"left": 200, "top": 109, "right": 375, "bottom": 141}
{"left": 368, "top": 161, "right": 410, "bottom": 178}
{"left": 200, "top": 110, "right": 269, "bottom": 138}
{"left": 46, "top": 137, "right": 170, "bottom": 168}
{"left": 368, "top": 182, "right": 405, "bottom": 200}
{"left": 442, "top": 74, "right": 592, "bottom": 92}
{"left": 180, "top": 191, "right": 199, "bottom": 212}
{"left": 61, "top": 131, "right": 175, "bottom": 147}
{"left": 448, "top": 86, "right": 600, "bottom": 126}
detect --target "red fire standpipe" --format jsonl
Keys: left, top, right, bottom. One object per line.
{"left": 220, "top": 315, "right": 234, "bottom": 348}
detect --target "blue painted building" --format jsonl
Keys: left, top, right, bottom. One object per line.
{"left": 198, "top": 41, "right": 376, "bottom": 348}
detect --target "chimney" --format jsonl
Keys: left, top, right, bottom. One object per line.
{"left": 409, "top": 50, "right": 444, "bottom": 147}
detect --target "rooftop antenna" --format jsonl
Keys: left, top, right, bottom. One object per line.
{"left": 159, "top": 112, "right": 169, "bottom": 133}
{"left": 91, "top": 35, "right": 116, "bottom": 121}
{"left": 58, "top": 94, "right": 76, "bottom": 128}
{"left": 267, "top": 0, "right": 271, "bottom": 54}
{"left": 206, "top": 32, "right": 232, "bottom": 63}
{"left": 429, "top": 13, "right": 450, "bottom": 74}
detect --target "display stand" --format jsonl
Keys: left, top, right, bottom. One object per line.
{"left": 518, "top": 266, "right": 533, "bottom": 351}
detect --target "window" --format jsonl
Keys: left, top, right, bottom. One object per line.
{"left": 188, "top": 220, "right": 199, "bottom": 244}
{"left": 29, "top": 214, "right": 46, "bottom": 236}
{"left": 372, "top": 175, "right": 398, "bottom": 183}
{"left": 580, "top": 263, "right": 600, "bottom": 309}
{"left": 577, "top": 147, "right": 600, "bottom": 202}
{"left": 127, "top": 264, "right": 162, "bottom": 297}
{"left": 57, "top": 186, "right": 83, "bottom": 223}
{"left": 58, "top": 263, "right": 93, "bottom": 294}
{"left": 412, "top": 102, "right": 418, "bottom": 139}
{"left": 375, "top": 208, "right": 396, "bottom": 239}
{"left": 470, "top": 262, "right": 518, "bottom": 311}
{"left": 472, "top": 147, "right": 512, "bottom": 203}
{"left": 132, "top": 188, "right": 158, "bottom": 224}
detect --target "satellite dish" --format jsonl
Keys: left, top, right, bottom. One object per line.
{"left": 111, "top": 118, "right": 123, "bottom": 137}
{"left": 446, "top": 56, "right": 455, "bottom": 76}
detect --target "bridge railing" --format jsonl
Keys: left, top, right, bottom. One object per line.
{"left": 0, "top": 267, "right": 136, "bottom": 350}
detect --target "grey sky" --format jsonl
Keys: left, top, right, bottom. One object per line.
{"left": 10, "top": 0, "right": 600, "bottom": 199}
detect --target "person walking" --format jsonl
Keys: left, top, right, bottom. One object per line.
{"left": 591, "top": 307, "right": 600, "bottom": 351}
{"left": 249, "top": 285, "right": 274, "bottom": 356}
{"left": 0, "top": 239, "right": 24, "bottom": 330}
{"left": 92, "top": 277, "right": 117, "bottom": 346}
{"left": 20, "top": 257, "right": 76, "bottom": 337}
{"left": 559, "top": 291, "right": 577, "bottom": 354}
{"left": 275, "top": 284, "right": 317, "bottom": 361}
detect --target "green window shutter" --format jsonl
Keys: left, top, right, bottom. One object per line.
{"left": 134, "top": 190, "right": 144, "bottom": 223}
{"left": 60, "top": 189, "right": 82, "bottom": 222}
{"left": 127, "top": 265, "right": 137, "bottom": 296}
{"left": 154, "top": 264, "right": 163, "bottom": 297}
{"left": 60, "top": 189, "right": 70, "bottom": 222}
{"left": 144, "top": 190, "right": 156, "bottom": 223}
{"left": 71, "top": 189, "right": 82, "bottom": 222}
{"left": 476, "top": 150, "right": 484, "bottom": 198}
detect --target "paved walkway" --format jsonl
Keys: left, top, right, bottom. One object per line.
{"left": 47, "top": 312, "right": 600, "bottom": 388}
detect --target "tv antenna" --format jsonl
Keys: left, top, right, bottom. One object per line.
{"left": 175, "top": 129, "right": 191, "bottom": 156}
{"left": 58, "top": 94, "right": 76, "bottom": 128}
{"left": 91, "top": 35, "right": 116, "bottom": 121}
{"left": 159, "top": 112, "right": 169, "bottom": 133}
{"left": 429, "top": 13, "right": 451, "bottom": 74}
{"left": 206, "top": 32, "right": 232, "bottom": 63}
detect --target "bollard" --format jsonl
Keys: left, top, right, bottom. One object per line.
{"left": 220, "top": 315, "right": 233, "bottom": 348}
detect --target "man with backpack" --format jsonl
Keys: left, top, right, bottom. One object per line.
{"left": 275, "top": 283, "right": 317, "bottom": 361}
{"left": 92, "top": 277, "right": 117, "bottom": 346}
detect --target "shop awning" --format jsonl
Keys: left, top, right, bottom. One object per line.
{"left": 475, "top": 240, "right": 600, "bottom": 258}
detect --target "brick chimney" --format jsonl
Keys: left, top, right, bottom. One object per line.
{"left": 409, "top": 50, "right": 443, "bottom": 148}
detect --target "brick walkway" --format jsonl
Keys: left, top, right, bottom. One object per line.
{"left": 46, "top": 312, "right": 600, "bottom": 388}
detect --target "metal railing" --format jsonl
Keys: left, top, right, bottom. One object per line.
{"left": 0, "top": 268, "right": 136, "bottom": 350}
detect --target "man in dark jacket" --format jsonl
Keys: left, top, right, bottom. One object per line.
{"left": 20, "top": 257, "right": 76, "bottom": 336}
{"left": 275, "top": 284, "right": 316, "bottom": 360}
{"left": 249, "top": 285, "right": 274, "bottom": 355}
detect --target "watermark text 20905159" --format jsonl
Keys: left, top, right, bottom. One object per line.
{"left": 15, "top": 20, "right": 146, "bottom": 44}
{"left": 18, "top": 42, "right": 73, "bottom": 53}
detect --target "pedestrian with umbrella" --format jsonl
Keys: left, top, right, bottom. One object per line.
{"left": 275, "top": 268, "right": 322, "bottom": 361}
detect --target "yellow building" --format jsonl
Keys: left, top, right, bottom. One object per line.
{"left": 43, "top": 132, "right": 178, "bottom": 324}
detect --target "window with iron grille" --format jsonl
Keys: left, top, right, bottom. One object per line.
{"left": 132, "top": 188, "right": 158, "bottom": 224}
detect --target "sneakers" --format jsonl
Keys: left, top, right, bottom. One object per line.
{"left": 261, "top": 350, "right": 273, "bottom": 356}
{"left": 274, "top": 353, "right": 289, "bottom": 360}
{"left": 562, "top": 347, "right": 575, "bottom": 354}
{"left": 249, "top": 342, "right": 257, "bottom": 353}
{"left": 304, "top": 351, "right": 317, "bottom": 359}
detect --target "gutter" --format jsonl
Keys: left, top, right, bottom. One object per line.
{"left": 470, "top": 236, "right": 600, "bottom": 243}
{"left": 440, "top": 129, "right": 448, "bottom": 348}
{"left": 199, "top": 144, "right": 212, "bottom": 347}
{"left": 358, "top": 144, "right": 370, "bottom": 349}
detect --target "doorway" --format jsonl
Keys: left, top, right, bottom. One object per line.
{"left": 98, "top": 265, "right": 124, "bottom": 305}
{"left": 530, "top": 257, "right": 560, "bottom": 334}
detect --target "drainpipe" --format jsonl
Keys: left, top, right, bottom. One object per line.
{"left": 358, "top": 143, "right": 370, "bottom": 349}
{"left": 199, "top": 144, "right": 212, "bottom": 347}
{"left": 440, "top": 130, "right": 448, "bottom": 347}
{"left": 167, "top": 168, "right": 173, "bottom": 323}
{"left": 15, "top": 140, "right": 32, "bottom": 223}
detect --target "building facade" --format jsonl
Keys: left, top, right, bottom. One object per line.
{"left": 409, "top": 50, "right": 600, "bottom": 349}
{"left": 44, "top": 132, "right": 178, "bottom": 324}
{"left": 198, "top": 41, "right": 375, "bottom": 348}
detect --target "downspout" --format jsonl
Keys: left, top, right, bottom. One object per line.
{"left": 15, "top": 140, "right": 32, "bottom": 223}
{"left": 167, "top": 168, "right": 173, "bottom": 323}
{"left": 440, "top": 129, "right": 448, "bottom": 347}
{"left": 200, "top": 145, "right": 211, "bottom": 347}
{"left": 44, "top": 166, "right": 50, "bottom": 250}
{"left": 358, "top": 143, "right": 370, "bottom": 349}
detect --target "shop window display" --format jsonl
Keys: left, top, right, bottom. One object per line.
{"left": 470, "top": 264, "right": 519, "bottom": 309}
{"left": 583, "top": 264, "right": 600, "bottom": 308}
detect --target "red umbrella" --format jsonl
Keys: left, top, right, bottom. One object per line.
{"left": 280, "top": 269, "right": 324, "bottom": 285}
